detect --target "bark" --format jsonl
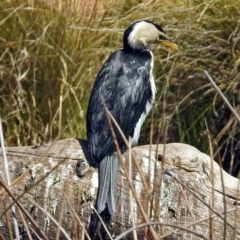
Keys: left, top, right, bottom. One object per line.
{"left": 0, "top": 138, "right": 240, "bottom": 239}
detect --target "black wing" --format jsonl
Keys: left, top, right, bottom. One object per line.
{"left": 87, "top": 49, "right": 152, "bottom": 163}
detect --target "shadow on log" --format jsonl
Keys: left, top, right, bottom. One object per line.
{"left": 0, "top": 138, "right": 240, "bottom": 239}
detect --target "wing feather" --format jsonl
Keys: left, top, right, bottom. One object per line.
{"left": 87, "top": 49, "right": 153, "bottom": 163}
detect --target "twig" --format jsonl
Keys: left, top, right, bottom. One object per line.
{"left": 104, "top": 108, "right": 160, "bottom": 239}
{"left": 0, "top": 117, "right": 69, "bottom": 219}
{"left": 0, "top": 230, "right": 6, "bottom": 240}
{"left": 197, "top": 0, "right": 215, "bottom": 22}
{"left": 26, "top": 226, "right": 43, "bottom": 240}
{"left": 178, "top": 184, "right": 198, "bottom": 232}
{"left": 28, "top": 199, "right": 72, "bottom": 240}
{"left": 6, "top": 129, "right": 63, "bottom": 189}
{"left": 233, "top": 182, "right": 240, "bottom": 240}
{"left": 0, "top": 157, "right": 67, "bottom": 219}
{"left": 17, "top": 207, "right": 33, "bottom": 240}
{"left": 0, "top": 116, "right": 20, "bottom": 239}
{"left": 161, "top": 206, "right": 240, "bottom": 239}
{"left": 0, "top": 178, "right": 48, "bottom": 240}
{"left": 65, "top": 198, "right": 91, "bottom": 240}
{"left": 106, "top": 108, "right": 156, "bottom": 209}
{"left": 204, "top": 70, "right": 240, "bottom": 123}
{"left": 55, "top": 181, "right": 66, "bottom": 240}
{"left": 149, "top": 104, "right": 154, "bottom": 219}
{"left": 204, "top": 70, "right": 239, "bottom": 240}
{"left": 114, "top": 221, "right": 208, "bottom": 240}
{"left": 91, "top": 207, "right": 113, "bottom": 240}
{"left": 205, "top": 119, "right": 215, "bottom": 240}
{"left": 1, "top": 192, "right": 13, "bottom": 240}
{"left": 174, "top": 176, "right": 240, "bottom": 234}
{"left": 218, "top": 152, "right": 227, "bottom": 240}
{"left": 129, "top": 138, "right": 138, "bottom": 240}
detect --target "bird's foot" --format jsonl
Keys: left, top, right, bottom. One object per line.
{"left": 76, "top": 159, "right": 90, "bottom": 178}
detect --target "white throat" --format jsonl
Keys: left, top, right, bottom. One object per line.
{"left": 128, "top": 21, "right": 167, "bottom": 50}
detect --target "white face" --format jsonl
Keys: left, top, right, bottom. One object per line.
{"left": 128, "top": 21, "right": 167, "bottom": 49}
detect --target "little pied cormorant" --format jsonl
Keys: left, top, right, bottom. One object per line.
{"left": 86, "top": 20, "right": 178, "bottom": 238}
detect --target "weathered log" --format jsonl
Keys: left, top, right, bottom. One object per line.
{"left": 0, "top": 138, "right": 240, "bottom": 239}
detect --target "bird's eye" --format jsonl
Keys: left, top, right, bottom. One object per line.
{"left": 159, "top": 35, "right": 167, "bottom": 40}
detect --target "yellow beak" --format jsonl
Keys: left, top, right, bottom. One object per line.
{"left": 161, "top": 40, "right": 178, "bottom": 51}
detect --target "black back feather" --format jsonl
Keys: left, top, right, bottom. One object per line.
{"left": 87, "top": 49, "right": 153, "bottom": 165}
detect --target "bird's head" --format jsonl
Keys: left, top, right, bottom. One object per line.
{"left": 123, "top": 20, "right": 178, "bottom": 51}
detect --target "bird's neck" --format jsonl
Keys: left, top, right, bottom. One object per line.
{"left": 123, "top": 43, "right": 151, "bottom": 52}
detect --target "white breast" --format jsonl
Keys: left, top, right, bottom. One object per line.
{"left": 130, "top": 52, "right": 156, "bottom": 145}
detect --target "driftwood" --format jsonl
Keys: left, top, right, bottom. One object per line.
{"left": 0, "top": 138, "right": 240, "bottom": 239}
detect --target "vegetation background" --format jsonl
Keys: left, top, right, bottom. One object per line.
{"left": 1, "top": 0, "right": 240, "bottom": 175}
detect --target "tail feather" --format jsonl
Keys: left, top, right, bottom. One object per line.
{"left": 107, "top": 153, "right": 119, "bottom": 215}
{"left": 88, "top": 152, "right": 119, "bottom": 238}
{"left": 97, "top": 155, "right": 111, "bottom": 213}
{"left": 97, "top": 152, "right": 119, "bottom": 214}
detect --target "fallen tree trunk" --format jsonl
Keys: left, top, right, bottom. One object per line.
{"left": 0, "top": 138, "right": 240, "bottom": 239}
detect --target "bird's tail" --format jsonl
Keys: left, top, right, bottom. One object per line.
{"left": 97, "top": 152, "right": 119, "bottom": 214}
{"left": 88, "top": 153, "right": 119, "bottom": 238}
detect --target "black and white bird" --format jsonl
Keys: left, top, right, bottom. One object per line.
{"left": 86, "top": 20, "right": 178, "bottom": 237}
